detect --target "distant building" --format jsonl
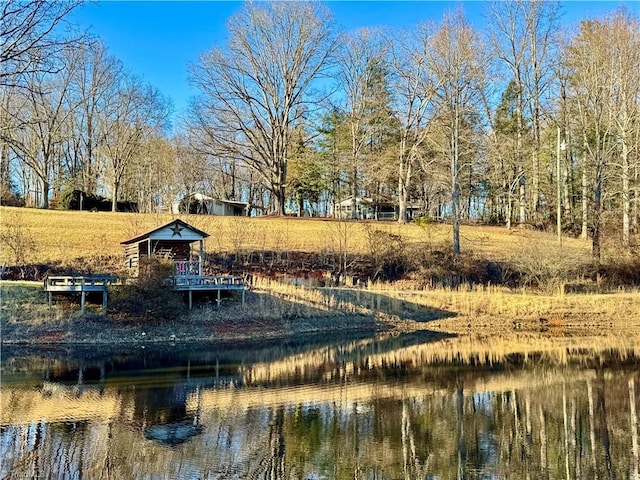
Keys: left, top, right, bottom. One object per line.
{"left": 332, "top": 196, "right": 420, "bottom": 221}
{"left": 172, "top": 193, "right": 250, "bottom": 216}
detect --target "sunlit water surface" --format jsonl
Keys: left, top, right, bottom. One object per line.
{"left": 2, "top": 334, "right": 639, "bottom": 479}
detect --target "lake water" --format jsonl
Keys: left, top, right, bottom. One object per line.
{"left": 1, "top": 334, "right": 639, "bottom": 479}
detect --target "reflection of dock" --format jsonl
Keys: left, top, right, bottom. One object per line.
{"left": 1, "top": 369, "right": 597, "bottom": 427}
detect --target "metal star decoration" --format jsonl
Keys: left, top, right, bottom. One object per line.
{"left": 170, "top": 223, "right": 183, "bottom": 237}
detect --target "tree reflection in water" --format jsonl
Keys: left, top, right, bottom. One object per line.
{"left": 1, "top": 339, "right": 639, "bottom": 479}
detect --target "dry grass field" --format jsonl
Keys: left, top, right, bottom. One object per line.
{"left": 2, "top": 207, "right": 638, "bottom": 354}
{"left": 0, "top": 206, "right": 594, "bottom": 266}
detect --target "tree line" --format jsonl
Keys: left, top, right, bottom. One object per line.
{"left": 1, "top": 1, "right": 638, "bottom": 260}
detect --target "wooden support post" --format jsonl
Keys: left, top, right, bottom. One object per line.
{"left": 217, "top": 289, "right": 221, "bottom": 308}
{"left": 102, "top": 287, "right": 108, "bottom": 313}
{"left": 189, "top": 290, "right": 193, "bottom": 310}
{"left": 242, "top": 288, "right": 246, "bottom": 306}
{"left": 48, "top": 291, "right": 52, "bottom": 310}
{"left": 81, "top": 278, "right": 86, "bottom": 314}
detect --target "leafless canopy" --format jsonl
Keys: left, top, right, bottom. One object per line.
{"left": 1, "top": 0, "right": 84, "bottom": 88}
{"left": 189, "top": 2, "right": 337, "bottom": 215}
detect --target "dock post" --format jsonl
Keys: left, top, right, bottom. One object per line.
{"left": 188, "top": 290, "right": 193, "bottom": 310}
{"left": 217, "top": 289, "right": 221, "bottom": 308}
{"left": 81, "top": 278, "right": 86, "bottom": 314}
{"left": 242, "top": 288, "right": 245, "bottom": 306}
{"left": 102, "top": 286, "right": 108, "bottom": 313}
{"left": 48, "top": 291, "right": 52, "bottom": 310}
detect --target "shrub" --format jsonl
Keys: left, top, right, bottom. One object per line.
{"left": 593, "top": 255, "right": 640, "bottom": 288}
{"left": 412, "top": 243, "right": 506, "bottom": 288}
{"left": 110, "top": 257, "right": 186, "bottom": 322}
{"left": 363, "top": 224, "right": 409, "bottom": 281}
{"left": 0, "top": 211, "right": 36, "bottom": 265}
{"left": 0, "top": 185, "right": 25, "bottom": 207}
{"left": 507, "top": 240, "right": 586, "bottom": 292}
{"left": 54, "top": 189, "right": 138, "bottom": 212}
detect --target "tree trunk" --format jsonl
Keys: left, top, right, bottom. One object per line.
{"left": 351, "top": 164, "right": 358, "bottom": 219}
{"left": 452, "top": 115, "right": 461, "bottom": 255}
{"left": 41, "top": 178, "right": 50, "bottom": 209}
{"left": 630, "top": 377, "right": 639, "bottom": 480}
{"left": 593, "top": 152, "right": 604, "bottom": 261}
{"left": 563, "top": 151, "right": 572, "bottom": 220}
{"left": 398, "top": 152, "right": 408, "bottom": 224}
{"left": 622, "top": 136, "right": 630, "bottom": 246}
{"left": 112, "top": 180, "right": 119, "bottom": 212}
{"left": 581, "top": 158, "right": 589, "bottom": 240}
{"left": 518, "top": 178, "right": 526, "bottom": 225}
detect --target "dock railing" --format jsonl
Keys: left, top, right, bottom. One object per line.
{"left": 169, "top": 274, "right": 249, "bottom": 309}
{"left": 44, "top": 275, "right": 120, "bottom": 313}
{"left": 174, "top": 260, "right": 201, "bottom": 276}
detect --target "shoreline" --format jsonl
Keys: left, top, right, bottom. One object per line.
{"left": 2, "top": 280, "right": 640, "bottom": 354}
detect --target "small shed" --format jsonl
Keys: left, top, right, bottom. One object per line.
{"left": 120, "top": 219, "right": 209, "bottom": 276}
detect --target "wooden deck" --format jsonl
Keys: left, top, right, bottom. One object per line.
{"left": 169, "top": 275, "right": 249, "bottom": 309}
{"left": 44, "top": 274, "right": 249, "bottom": 312}
{"left": 44, "top": 275, "right": 119, "bottom": 313}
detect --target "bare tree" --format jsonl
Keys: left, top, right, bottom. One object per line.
{"left": 564, "top": 12, "right": 638, "bottom": 259}
{"left": 99, "top": 77, "right": 171, "bottom": 211}
{"left": 388, "top": 23, "right": 440, "bottom": 223}
{"left": 1, "top": 0, "right": 84, "bottom": 88}
{"left": 1, "top": 0, "right": 83, "bottom": 204}
{"left": 487, "top": 0, "right": 561, "bottom": 225}
{"left": 606, "top": 12, "right": 640, "bottom": 247}
{"left": 335, "top": 28, "right": 387, "bottom": 219}
{"left": 427, "top": 9, "right": 487, "bottom": 254}
{"left": 4, "top": 46, "right": 83, "bottom": 208}
{"left": 126, "top": 135, "right": 176, "bottom": 213}
{"left": 68, "top": 40, "right": 123, "bottom": 198}
{"left": 189, "top": 2, "right": 337, "bottom": 215}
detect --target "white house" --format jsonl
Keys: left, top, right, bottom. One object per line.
{"left": 332, "top": 196, "right": 421, "bottom": 221}
{"left": 172, "top": 193, "right": 250, "bottom": 216}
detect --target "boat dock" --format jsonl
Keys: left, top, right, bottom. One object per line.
{"left": 44, "top": 275, "right": 119, "bottom": 313}
{"left": 168, "top": 275, "right": 248, "bottom": 309}
{"left": 44, "top": 274, "right": 249, "bottom": 312}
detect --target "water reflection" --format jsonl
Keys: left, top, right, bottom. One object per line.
{"left": 1, "top": 336, "right": 639, "bottom": 479}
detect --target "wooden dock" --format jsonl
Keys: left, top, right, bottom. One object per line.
{"left": 168, "top": 275, "right": 248, "bottom": 309}
{"left": 44, "top": 275, "right": 119, "bottom": 313}
{"left": 44, "top": 274, "right": 249, "bottom": 312}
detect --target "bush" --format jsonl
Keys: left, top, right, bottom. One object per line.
{"left": 54, "top": 189, "right": 138, "bottom": 212}
{"left": 593, "top": 256, "right": 640, "bottom": 288}
{"left": 363, "top": 225, "right": 409, "bottom": 281}
{"left": 0, "top": 211, "right": 36, "bottom": 265}
{"left": 110, "top": 258, "right": 186, "bottom": 322}
{"left": 506, "top": 241, "right": 586, "bottom": 292}
{"left": 412, "top": 243, "right": 506, "bottom": 288}
{"left": 0, "top": 185, "right": 25, "bottom": 207}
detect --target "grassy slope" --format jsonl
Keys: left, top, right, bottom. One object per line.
{"left": 1, "top": 209, "right": 638, "bottom": 350}
{"left": 0, "top": 206, "right": 594, "bottom": 265}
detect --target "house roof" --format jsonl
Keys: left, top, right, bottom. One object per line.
{"left": 188, "top": 193, "right": 249, "bottom": 207}
{"left": 120, "top": 219, "right": 210, "bottom": 245}
{"left": 218, "top": 199, "right": 250, "bottom": 207}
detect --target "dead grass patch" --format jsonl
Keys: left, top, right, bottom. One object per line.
{"left": 0, "top": 206, "right": 592, "bottom": 265}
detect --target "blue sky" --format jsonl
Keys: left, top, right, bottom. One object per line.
{"left": 69, "top": 1, "right": 637, "bottom": 123}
